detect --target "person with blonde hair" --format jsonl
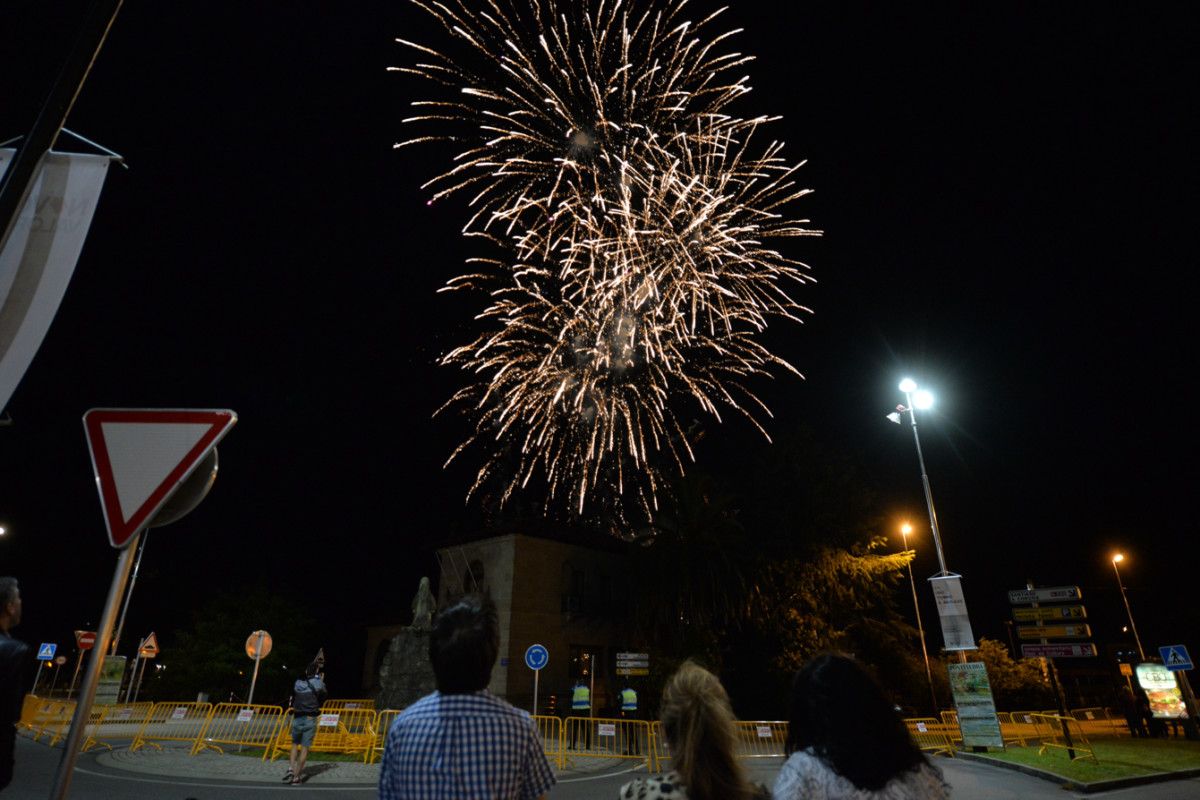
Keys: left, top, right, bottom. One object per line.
{"left": 619, "top": 661, "right": 767, "bottom": 800}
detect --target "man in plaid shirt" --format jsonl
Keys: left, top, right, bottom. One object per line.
{"left": 379, "top": 594, "right": 556, "bottom": 800}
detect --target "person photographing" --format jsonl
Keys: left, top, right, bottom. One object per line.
{"left": 283, "top": 661, "right": 327, "bottom": 785}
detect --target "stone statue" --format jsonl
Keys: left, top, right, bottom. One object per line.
{"left": 412, "top": 577, "right": 436, "bottom": 630}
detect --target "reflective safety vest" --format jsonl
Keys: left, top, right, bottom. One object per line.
{"left": 620, "top": 688, "right": 638, "bottom": 711}
{"left": 572, "top": 684, "right": 591, "bottom": 710}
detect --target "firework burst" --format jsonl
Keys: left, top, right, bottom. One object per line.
{"left": 393, "top": 0, "right": 819, "bottom": 524}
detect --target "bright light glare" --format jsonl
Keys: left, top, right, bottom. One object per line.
{"left": 913, "top": 389, "right": 934, "bottom": 409}
{"left": 0, "top": 526, "right": 6, "bottom": 536}
{"left": 900, "top": 523, "right": 913, "bottom": 536}
{"left": 899, "top": 378, "right": 918, "bottom": 393}
{"left": 1112, "top": 553, "right": 1125, "bottom": 563}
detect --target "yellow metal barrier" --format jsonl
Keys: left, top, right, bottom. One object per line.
{"left": 322, "top": 698, "right": 376, "bottom": 713}
{"left": 562, "top": 716, "right": 652, "bottom": 770}
{"left": 85, "top": 702, "right": 153, "bottom": 750}
{"left": 938, "top": 710, "right": 963, "bottom": 744}
{"left": 1070, "top": 707, "right": 1124, "bottom": 737}
{"left": 734, "top": 721, "right": 788, "bottom": 758}
{"left": 39, "top": 701, "right": 77, "bottom": 745}
{"left": 903, "top": 718, "right": 956, "bottom": 757}
{"left": 192, "top": 703, "right": 287, "bottom": 759}
{"left": 1030, "top": 713, "right": 1097, "bottom": 762}
{"left": 19, "top": 697, "right": 67, "bottom": 740}
{"left": 532, "top": 715, "right": 563, "bottom": 769}
{"left": 268, "top": 709, "right": 377, "bottom": 762}
{"left": 369, "top": 709, "right": 404, "bottom": 763}
{"left": 131, "top": 702, "right": 215, "bottom": 752}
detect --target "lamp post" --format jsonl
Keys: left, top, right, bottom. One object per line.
{"left": 887, "top": 378, "right": 973, "bottom": 663}
{"left": 901, "top": 522, "right": 937, "bottom": 712}
{"left": 1111, "top": 553, "right": 1145, "bottom": 661}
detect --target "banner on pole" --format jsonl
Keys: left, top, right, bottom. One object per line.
{"left": 930, "top": 574, "right": 977, "bottom": 651}
{"left": 0, "top": 149, "right": 112, "bottom": 414}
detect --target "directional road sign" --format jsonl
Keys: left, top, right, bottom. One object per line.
{"left": 524, "top": 644, "right": 549, "bottom": 671}
{"left": 1008, "top": 586, "right": 1081, "bottom": 604}
{"left": 1160, "top": 645, "right": 1193, "bottom": 671}
{"left": 83, "top": 408, "right": 237, "bottom": 548}
{"left": 1012, "top": 606, "right": 1087, "bottom": 622}
{"left": 616, "top": 651, "right": 650, "bottom": 676}
{"left": 1017, "top": 624, "right": 1092, "bottom": 640}
{"left": 37, "top": 643, "right": 57, "bottom": 661}
{"left": 1021, "top": 643, "right": 1097, "bottom": 659}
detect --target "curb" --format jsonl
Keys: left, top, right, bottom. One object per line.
{"left": 954, "top": 751, "right": 1200, "bottom": 793}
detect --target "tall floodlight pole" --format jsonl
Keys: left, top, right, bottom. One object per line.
{"left": 887, "top": 378, "right": 972, "bottom": 664}
{"left": 1111, "top": 554, "right": 1146, "bottom": 661}
{"left": 901, "top": 523, "right": 937, "bottom": 712}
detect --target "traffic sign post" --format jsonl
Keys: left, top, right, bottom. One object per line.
{"left": 31, "top": 643, "right": 56, "bottom": 696}
{"left": 525, "top": 644, "right": 548, "bottom": 716}
{"left": 615, "top": 652, "right": 650, "bottom": 676}
{"left": 1160, "top": 645, "right": 1193, "bottom": 672}
{"left": 1160, "top": 645, "right": 1199, "bottom": 738}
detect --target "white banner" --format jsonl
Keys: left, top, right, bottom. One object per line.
{"left": 0, "top": 148, "right": 111, "bottom": 413}
{"left": 929, "top": 574, "right": 977, "bottom": 651}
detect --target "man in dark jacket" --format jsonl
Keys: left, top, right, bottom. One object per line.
{"left": 283, "top": 661, "right": 327, "bottom": 784}
{"left": 1, "top": 577, "right": 31, "bottom": 792}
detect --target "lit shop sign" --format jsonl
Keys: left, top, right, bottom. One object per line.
{"left": 1136, "top": 663, "right": 1188, "bottom": 719}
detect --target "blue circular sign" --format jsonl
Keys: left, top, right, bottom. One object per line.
{"left": 524, "top": 644, "right": 549, "bottom": 671}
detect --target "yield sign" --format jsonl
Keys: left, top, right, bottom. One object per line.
{"left": 83, "top": 408, "right": 237, "bottom": 548}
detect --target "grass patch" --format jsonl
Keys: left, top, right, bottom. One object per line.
{"left": 976, "top": 739, "right": 1200, "bottom": 783}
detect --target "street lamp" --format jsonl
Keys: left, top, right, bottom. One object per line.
{"left": 888, "top": 379, "right": 949, "bottom": 575}
{"left": 1111, "top": 553, "right": 1146, "bottom": 661}
{"left": 901, "top": 522, "right": 937, "bottom": 712}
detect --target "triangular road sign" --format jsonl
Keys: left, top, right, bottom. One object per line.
{"left": 83, "top": 409, "right": 237, "bottom": 548}
{"left": 139, "top": 632, "right": 159, "bottom": 658}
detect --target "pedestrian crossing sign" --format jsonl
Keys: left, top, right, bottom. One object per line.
{"left": 1160, "top": 644, "right": 1193, "bottom": 671}
{"left": 37, "top": 643, "right": 56, "bottom": 661}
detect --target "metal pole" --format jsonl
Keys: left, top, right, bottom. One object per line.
{"left": 0, "top": 0, "right": 123, "bottom": 256}
{"left": 49, "top": 662, "right": 63, "bottom": 697}
{"left": 246, "top": 632, "right": 265, "bottom": 707}
{"left": 131, "top": 657, "right": 148, "bottom": 704}
{"left": 68, "top": 650, "right": 84, "bottom": 698}
{"left": 1030, "top": 580, "right": 1075, "bottom": 758}
{"left": 905, "top": 395, "right": 949, "bottom": 575}
{"left": 904, "top": 537, "right": 937, "bottom": 713}
{"left": 589, "top": 654, "right": 595, "bottom": 718}
{"left": 111, "top": 530, "right": 149, "bottom": 655}
{"left": 533, "top": 669, "right": 539, "bottom": 717}
{"left": 31, "top": 661, "right": 45, "bottom": 696}
{"left": 124, "top": 651, "right": 141, "bottom": 703}
{"left": 1112, "top": 560, "right": 1146, "bottom": 661}
{"left": 49, "top": 530, "right": 139, "bottom": 800}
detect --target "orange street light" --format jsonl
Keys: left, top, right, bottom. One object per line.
{"left": 1110, "top": 551, "right": 1144, "bottom": 660}
{"left": 899, "top": 522, "right": 935, "bottom": 712}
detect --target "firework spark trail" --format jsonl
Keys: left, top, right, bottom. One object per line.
{"left": 395, "top": 0, "right": 820, "bottom": 524}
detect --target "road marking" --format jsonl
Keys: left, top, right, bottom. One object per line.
{"left": 73, "top": 766, "right": 376, "bottom": 792}
{"left": 558, "top": 763, "right": 644, "bottom": 783}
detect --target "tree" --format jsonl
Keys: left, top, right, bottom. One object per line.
{"left": 947, "top": 638, "right": 1052, "bottom": 710}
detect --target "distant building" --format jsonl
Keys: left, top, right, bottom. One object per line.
{"left": 364, "top": 532, "right": 640, "bottom": 713}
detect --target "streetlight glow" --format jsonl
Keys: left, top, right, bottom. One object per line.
{"left": 899, "top": 378, "right": 918, "bottom": 393}
{"left": 913, "top": 390, "right": 934, "bottom": 409}
{"left": 1112, "top": 553, "right": 1124, "bottom": 563}
{"left": 900, "top": 522, "right": 913, "bottom": 536}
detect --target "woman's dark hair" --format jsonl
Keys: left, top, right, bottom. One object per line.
{"left": 785, "top": 653, "right": 927, "bottom": 790}
{"left": 429, "top": 594, "right": 499, "bottom": 693}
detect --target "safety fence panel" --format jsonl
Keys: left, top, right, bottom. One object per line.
{"left": 369, "top": 709, "right": 404, "bottom": 763}
{"left": 322, "top": 698, "right": 376, "bottom": 713}
{"left": 532, "top": 715, "right": 562, "bottom": 769}
{"left": 734, "top": 721, "right": 788, "bottom": 758}
{"left": 41, "top": 701, "right": 78, "bottom": 746}
{"left": 649, "top": 721, "right": 668, "bottom": 772}
{"left": 86, "top": 702, "right": 153, "bottom": 749}
{"left": 131, "top": 702, "right": 214, "bottom": 752}
{"left": 1069, "top": 707, "right": 1124, "bottom": 737}
{"left": 904, "top": 718, "right": 956, "bottom": 757}
{"left": 192, "top": 703, "right": 286, "bottom": 759}
{"left": 562, "top": 717, "right": 652, "bottom": 771}
{"left": 1031, "top": 714, "right": 1097, "bottom": 762}
{"left": 999, "top": 711, "right": 1039, "bottom": 746}
{"left": 19, "top": 697, "right": 69, "bottom": 741}
{"left": 938, "top": 710, "right": 964, "bottom": 744}
{"left": 268, "top": 709, "right": 378, "bottom": 762}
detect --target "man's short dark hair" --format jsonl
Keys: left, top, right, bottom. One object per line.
{"left": 305, "top": 661, "right": 320, "bottom": 679}
{"left": 0, "top": 577, "right": 17, "bottom": 607}
{"left": 429, "top": 594, "right": 499, "bottom": 693}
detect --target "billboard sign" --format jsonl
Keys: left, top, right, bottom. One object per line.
{"left": 1136, "top": 663, "right": 1188, "bottom": 719}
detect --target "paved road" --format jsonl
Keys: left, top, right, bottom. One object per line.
{"left": 8, "top": 737, "right": 1200, "bottom": 799}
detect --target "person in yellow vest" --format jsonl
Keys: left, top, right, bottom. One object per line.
{"left": 569, "top": 678, "right": 590, "bottom": 749}
{"left": 620, "top": 684, "right": 639, "bottom": 755}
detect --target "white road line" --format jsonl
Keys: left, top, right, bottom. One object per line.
{"left": 558, "top": 764, "right": 644, "bottom": 783}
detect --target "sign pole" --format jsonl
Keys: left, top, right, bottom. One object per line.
{"left": 49, "top": 529, "right": 140, "bottom": 800}
{"left": 124, "top": 650, "right": 141, "bottom": 703}
{"left": 69, "top": 650, "right": 84, "bottom": 698}
{"left": 1029, "top": 580, "right": 1074, "bottom": 758}
{"left": 246, "top": 631, "right": 265, "bottom": 707}
{"left": 533, "top": 669, "right": 539, "bottom": 717}
{"left": 31, "top": 662, "right": 44, "bottom": 696}
{"left": 132, "top": 657, "right": 148, "bottom": 704}
{"left": 111, "top": 530, "right": 149, "bottom": 655}
{"left": 49, "top": 662, "right": 63, "bottom": 697}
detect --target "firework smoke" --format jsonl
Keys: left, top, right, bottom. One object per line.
{"left": 392, "top": 0, "right": 819, "bottom": 524}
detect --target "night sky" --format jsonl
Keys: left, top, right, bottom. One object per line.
{"left": 2, "top": 2, "right": 1197, "bottom": 690}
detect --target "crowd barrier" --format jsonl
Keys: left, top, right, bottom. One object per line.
{"left": 322, "top": 699, "right": 376, "bottom": 712}
{"left": 131, "top": 702, "right": 214, "bottom": 752}
{"left": 904, "top": 718, "right": 957, "bottom": 757}
{"left": 1030, "top": 713, "right": 1097, "bottom": 762}
{"left": 532, "top": 715, "right": 563, "bottom": 768}
{"left": 268, "top": 709, "right": 378, "bottom": 763}
{"left": 734, "top": 721, "right": 788, "bottom": 758}
{"left": 369, "top": 709, "right": 404, "bottom": 763}
{"left": 563, "top": 716, "right": 652, "bottom": 770}
{"left": 192, "top": 703, "right": 288, "bottom": 759}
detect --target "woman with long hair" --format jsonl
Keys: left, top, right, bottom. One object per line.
{"left": 620, "top": 661, "right": 767, "bottom": 800}
{"left": 774, "top": 653, "right": 949, "bottom": 799}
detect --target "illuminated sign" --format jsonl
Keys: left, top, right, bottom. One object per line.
{"left": 1136, "top": 663, "right": 1188, "bottom": 719}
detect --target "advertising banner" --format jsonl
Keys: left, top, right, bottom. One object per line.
{"left": 930, "top": 575, "right": 976, "bottom": 651}
{"left": 0, "top": 149, "right": 111, "bottom": 413}
{"left": 95, "top": 655, "right": 127, "bottom": 705}
{"left": 947, "top": 662, "right": 1004, "bottom": 748}
{"left": 1136, "top": 663, "right": 1188, "bottom": 719}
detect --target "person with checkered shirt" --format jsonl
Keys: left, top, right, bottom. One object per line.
{"left": 378, "top": 594, "right": 555, "bottom": 800}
